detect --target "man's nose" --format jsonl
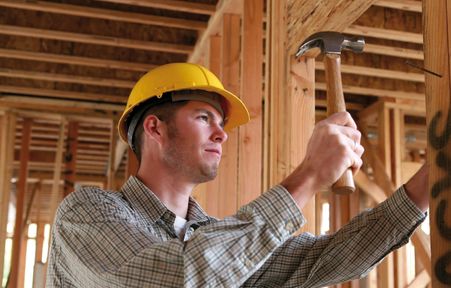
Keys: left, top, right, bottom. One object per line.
{"left": 212, "top": 125, "right": 228, "bottom": 143}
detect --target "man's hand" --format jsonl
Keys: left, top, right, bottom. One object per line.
{"left": 404, "top": 164, "right": 429, "bottom": 212}
{"left": 280, "top": 112, "right": 364, "bottom": 209}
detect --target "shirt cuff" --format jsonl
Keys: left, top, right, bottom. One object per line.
{"left": 383, "top": 185, "right": 426, "bottom": 231}
{"left": 238, "top": 185, "right": 306, "bottom": 241}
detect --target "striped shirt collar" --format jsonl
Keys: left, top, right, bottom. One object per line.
{"left": 120, "top": 176, "right": 213, "bottom": 224}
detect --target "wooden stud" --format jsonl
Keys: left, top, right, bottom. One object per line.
{"left": 238, "top": 0, "right": 263, "bottom": 206}
{"left": 217, "top": 13, "right": 240, "bottom": 217}
{"left": 0, "top": 112, "right": 16, "bottom": 283}
{"left": 267, "top": 0, "right": 289, "bottom": 187}
{"left": 204, "top": 35, "right": 222, "bottom": 217}
{"left": 64, "top": 122, "right": 78, "bottom": 197}
{"left": 47, "top": 121, "right": 65, "bottom": 232}
{"left": 8, "top": 118, "right": 32, "bottom": 288}
{"left": 290, "top": 57, "right": 316, "bottom": 234}
{"left": 423, "top": 0, "right": 451, "bottom": 286}
{"left": 107, "top": 120, "right": 117, "bottom": 190}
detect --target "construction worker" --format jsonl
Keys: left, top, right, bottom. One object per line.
{"left": 46, "top": 63, "right": 428, "bottom": 287}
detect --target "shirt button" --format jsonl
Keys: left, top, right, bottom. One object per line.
{"left": 285, "top": 221, "right": 294, "bottom": 231}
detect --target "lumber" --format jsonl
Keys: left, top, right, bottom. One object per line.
{"left": 204, "top": 35, "right": 222, "bottom": 217}
{"left": 0, "top": 48, "right": 154, "bottom": 72}
{"left": 0, "top": 0, "right": 206, "bottom": 30}
{"left": 315, "top": 62, "right": 425, "bottom": 83}
{"left": 63, "top": 122, "right": 78, "bottom": 197}
{"left": 97, "top": 0, "right": 215, "bottom": 15}
{"left": 290, "top": 56, "right": 316, "bottom": 233}
{"left": 344, "top": 25, "right": 423, "bottom": 44}
{"left": 0, "top": 86, "right": 126, "bottom": 104}
{"left": 0, "top": 24, "right": 192, "bottom": 54}
{"left": 0, "top": 68, "right": 134, "bottom": 88}
{"left": 423, "top": 0, "right": 451, "bottom": 286}
{"left": 107, "top": 120, "right": 117, "bottom": 190}
{"left": 8, "top": 118, "right": 32, "bottom": 288}
{"left": 189, "top": 0, "right": 242, "bottom": 63}
{"left": 217, "top": 13, "right": 240, "bottom": 217}
{"left": 238, "top": 0, "right": 263, "bottom": 206}
{"left": 0, "top": 112, "right": 16, "bottom": 283}
{"left": 287, "top": 0, "right": 377, "bottom": 54}
{"left": 374, "top": 0, "right": 422, "bottom": 13}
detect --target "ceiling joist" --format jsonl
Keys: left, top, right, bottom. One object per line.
{"left": 0, "top": 24, "right": 193, "bottom": 54}
{"left": 97, "top": 0, "right": 216, "bottom": 15}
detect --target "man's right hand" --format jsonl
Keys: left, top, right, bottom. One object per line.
{"left": 280, "top": 112, "right": 364, "bottom": 209}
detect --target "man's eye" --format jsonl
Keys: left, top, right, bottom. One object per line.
{"left": 199, "top": 115, "right": 209, "bottom": 122}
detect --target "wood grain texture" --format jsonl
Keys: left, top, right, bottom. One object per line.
{"left": 423, "top": 0, "right": 451, "bottom": 286}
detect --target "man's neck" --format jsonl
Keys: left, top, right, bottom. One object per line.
{"left": 137, "top": 169, "right": 194, "bottom": 219}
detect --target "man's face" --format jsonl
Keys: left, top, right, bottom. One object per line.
{"left": 161, "top": 100, "right": 228, "bottom": 184}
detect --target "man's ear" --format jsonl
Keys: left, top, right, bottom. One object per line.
{"left": 142, "top": 115, "right": 165, "bottom": 144}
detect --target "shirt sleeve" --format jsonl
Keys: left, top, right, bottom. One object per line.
{"left": 242, "top": 185, "right": 426, "bottom": 288}
{"left": 46, "top": 185, "right": 306, "bottom": 288}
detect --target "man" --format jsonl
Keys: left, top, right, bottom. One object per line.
{"left": 47, "top": 63, "right": 428, "bottom": 287}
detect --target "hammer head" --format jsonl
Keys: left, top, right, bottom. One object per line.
{"left": 296, "top": 31, "right": 365, "bottom": 57}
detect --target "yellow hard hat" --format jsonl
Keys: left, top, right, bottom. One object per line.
{"left": 118, "top": 62, "right": 250, "bottom": 144}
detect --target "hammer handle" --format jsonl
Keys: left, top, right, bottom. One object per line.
{"left": 324, "top": 54, "right": 355, "bottom": 194}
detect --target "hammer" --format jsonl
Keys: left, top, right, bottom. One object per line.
{"left": 296, "top": 31, "right": 364, "bottom": 194}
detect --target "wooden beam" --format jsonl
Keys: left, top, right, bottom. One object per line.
{"left": 423, "top": 0, "right": 451, "bottom": 286}
{"left": 373, "top": 0, "right": 422, "bottom": 13}
{"left": 238, "top": 0, "right": 263, "bottom": 206}
{"left": 0, "top": 85, "right": 126, "bottom": 104}
{"left": 63, "top": 122, "right": 78, "bottom": 197}
{"left": 0, "top": 24, "right": 193, "bottom": 54}
{"left": 0, "top": 48, "right": 154, "bottom": 72}
{"left": 0, "top": 112, "right": 16, "bottom": 283}
{"left": 97, "top": 0, "right": 216, "bottom": 15}
{"left": 0, "top": 68, "right": 134, "bottom": 89}
{"left": 287, "top": 0, "right": 377, "bottom": 54}
{"left": 217, "top": 13, "right": 240, "bottom": 217}
{"left": 189, "top": 0, "right": 242, "bottom": 63}
{"left": 47, "top": 121, "right": 65, "bottom": 239}
{"left": 316, "top": 82, "right": 425, "bottom": 101}
{"left": 0, "top": 0, "right": 206, "bottom": 30}
{"left": 107, "top": 120, "right": 117, "bottom": 190}
{"left": 315, "top": 62, "right": 425, "bottom": 83}
{"left": 8, "top": 118, "right": 32, "bottom": 288}
{"left": 354, "top": 171, "right": 387, "bottom": 203}
{"left": 407, "top": 270, "right": 430, "bottom": 288}
{"left": 344, "top": 25, "right": 423, "bottom": 44}
{"left": 364, "top": 43, "right": 424, "bottom": 60}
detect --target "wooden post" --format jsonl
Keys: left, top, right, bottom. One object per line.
{"left": 217, "top": 13, "right": 240, "bottom": 218}
{"left": 64, "top": 121, "right": 78, "bottom": 197}
{"left": 107, "top": 120, "right": 117, "bottom": 190}
{"left": 205, "top": 35, "right": 222, "bottom": 217}
{"left": 48, "top": 121, "right": 65, "bottom": 231}
{"left": 9, "top": 118, "right": 32, "bottom": 288}
{"left": 0, "top": 112, "right": 15, "bottom": 283}
{"left": 423, "top": 0, "right": 451, "bottom": 286}
{"left": 376, "top": 103, "right": 395, "bottom": 288}
{"left": 238, "top": 0, "right": 263, "bottom": 206}
{"left": 290, "top": 56, "right": 316, "bottom": 234}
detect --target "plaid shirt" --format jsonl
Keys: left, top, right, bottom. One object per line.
{"left": 46, "top": 176, "right": 425, "bottom": 288}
